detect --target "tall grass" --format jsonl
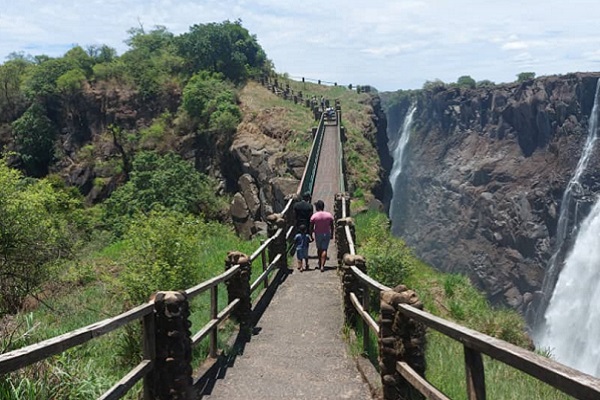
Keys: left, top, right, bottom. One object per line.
{"left": 353, "top": 210, "right": 573, "bottom": 400}
{"left": 0, "top": 218, "right": 263, "bottom": 399}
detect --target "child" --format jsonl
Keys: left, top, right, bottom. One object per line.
{"left": 294, "top": 224, "right": 312, "bottom": 272}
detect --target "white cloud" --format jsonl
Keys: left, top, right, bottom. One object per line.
{"left": 1, "top": 0, "right": 600, "bottom": 90}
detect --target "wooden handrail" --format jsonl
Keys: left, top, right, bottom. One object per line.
{"left": 99, "top": 360, "right": 153, "bottom": 400}
{"left": 0, "top": 302, "right": 154, "bottom": 375}
{"left": 350, "top": 265, "right": 390, "bottom": 293}
{"left": 185, "top": 264, "right": 241, "bottom": 299}
{"left": 250, "top": 254, "right": 281, "bottom": 293}
{"left": 397, "top": 303, "right": 600, "bottom": 400}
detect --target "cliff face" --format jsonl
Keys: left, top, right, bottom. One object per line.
{"left": 383, "top": 73, "right": 600, "bottom": 314}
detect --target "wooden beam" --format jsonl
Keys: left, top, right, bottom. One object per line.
{"left": 464, "top": 346, "right": 486, "bottom": 400}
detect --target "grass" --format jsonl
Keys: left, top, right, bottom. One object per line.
{"left": 352, "top": 210, "right": 574, "bottom": 400}
{"left": 0, "top": 222, "right": 266, "bottom": 399}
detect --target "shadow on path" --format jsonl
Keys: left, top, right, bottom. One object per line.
{"left": 194, "top": 268, "right": 291, "bottom": 398}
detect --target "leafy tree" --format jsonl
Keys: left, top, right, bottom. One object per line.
{"left": 0, "top": 58, "right": 30, "bottom": 121}
{"left": 11, "top": 102, "right": 58, "bottom": 176}
{"left": 0, "top": 161, "right": 75, "bottom": 315}
{"left": 422, "top": 79, "right": 447, "bottom": 92}
{"left": 456, "top": 75, "right": 476, "bottom": 89}
{"left": 23, "top": 57, "right": 76, "bottom": 100}
{"left": 476, "top": 79, "right": 495, "bottom": 88}
{"left": 63, "top": 46, "right": 94, "bottom": 78}
{"left": 119, "top": 209, "right": 206, "bottom": 303}
{"left": 182, "top": 71, "right": 239, "bottom": 128}
{"left": 177, "top": 20, "right": 268, "bottom": 82}
{"left": 120, "top": 25, "right": 184, "bottom": 100}
{"left": 56, "top": 68, "right": 87, "bottom": 94}
{"left": 517, "top": 72, "right": 536, "bottom": 82}
{"left": 103, "top": 151, "right": 225, "bottom": 235}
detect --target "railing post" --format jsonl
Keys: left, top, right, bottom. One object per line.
{"left": 266, "top": 213, "right": 288, "bottom": 271}
{"left": 152, "top": 291, "right": 193, "bottom": 399}
{"left": 210, "top": 285, "right": 218, "bottom": 359}
{"left": 224, "top": 251, "right": 252, "bottom": 329}
{"left": 379, "top": 286, "right": 427, "bottom": 400}
{"left": 260, "top": 239, "right": 268, "bottom": 290}
{"left": 335, "top": 193, "right": 352, "bottom": 266}
{"left": 142, "top": 307, "right": 156, "bottom": 400}
{"left": 341, "top": 254, "right": 366, "bottom": 326}
{"left": 465, "top": 346, "right": 486, "bottom": 400}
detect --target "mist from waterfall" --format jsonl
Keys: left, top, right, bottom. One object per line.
{"left": 535, "top": 79, "right": 600, "bottom": 376}
{"left": 388, "top": 105, "right": 416, "bottom": 223}
{"left": 536, "top": 198, "right": 600, "bottom": 376}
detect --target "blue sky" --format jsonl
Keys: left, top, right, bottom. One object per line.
{"left": 1, "top": 0, "right": 600, "bottom": 91}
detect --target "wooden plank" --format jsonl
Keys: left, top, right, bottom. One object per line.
{"left": 261, "top": 240, "right": 269, "bottom": 290}
{"left": 362, "top": 285, "right": 370, "bottom": 354}
{"left": 0, "top": 303, "right": 153, "bottom": 375}
{"left": 350, "top": 265, "right": 391, "bottom": 293}
{"left": 250, "top": 254, "right": 281, "bottom": 293}
{"left": 98, "top": 360, "right": 152, "bottom": 400}
{"left": 185, "top": 264, "right": 240, "bottom": 299}
{"left": 191, "top": 299, "right": 240, "bottom": 347}
{"left": 210, "top": 286, "right": 218, "bottom": 358}
{"left": 192, "top": 319, "right": 219, "bottom": 348}
{"left": 344, "top": 225, "right": 356, "bottom": 255}
{"left": 397, "top": 304, "right": 600, "bottom": 400}
{"left": 285, "top": 225, "right": 295, "bottom": 240}
{"left": 142, "top": 311, "right": 156, "bottom": 400}
{"left": 349, "top": 292, "right": 379, "bottom": 335}
{"left": 249, "top": 238, "right": 272, "bottom": 262}
{"left": 396, "top": 361, "right": 451, "bottom": 400}
{"left": 464, "top": 346, "right": 486, "bottom": 400}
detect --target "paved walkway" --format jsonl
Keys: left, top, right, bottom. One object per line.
{"left": 202, "top": 121, "right": 371, "bottom": 399}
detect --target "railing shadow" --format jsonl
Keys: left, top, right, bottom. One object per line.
{"left": 194, "top": 268, "right": 291, "bottom": 397}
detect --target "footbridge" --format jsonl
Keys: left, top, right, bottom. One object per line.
{"left": 2, "top": 102, "right": 600, "bottom": 400}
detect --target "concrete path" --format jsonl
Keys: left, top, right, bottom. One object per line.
{"left": 202, "top": 120, "right": 371, "bottom": 399}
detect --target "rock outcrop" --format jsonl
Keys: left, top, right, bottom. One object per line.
{"left": 383, "top": 73, "right": 600, "bottom": 314}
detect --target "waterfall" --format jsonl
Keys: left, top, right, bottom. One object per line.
{"left": 535, "top": 79, "right": 600, "bottom": 323}
{"left": 536, "top": 198, "right": 600, "bottom": 376}
{"left": 534, "top": 79, "right": 600, "bottom": 375}
{"left": 388, "top": 105, "right": 416, "bottom": 222}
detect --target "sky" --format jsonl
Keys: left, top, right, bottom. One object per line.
{"left": 2, "top": 0, "right": 600, "bottom": 92}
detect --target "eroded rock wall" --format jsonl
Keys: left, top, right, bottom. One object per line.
{"left": 385, "top": 73, "right": 600, "bottom": 312}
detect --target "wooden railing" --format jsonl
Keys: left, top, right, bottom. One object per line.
{"left": 0, "top": 197, "right": 297, "bottom": 400}
{"left": 335, "top": 194, "right": 600, "bottom": 400}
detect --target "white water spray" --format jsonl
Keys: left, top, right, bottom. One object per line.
{"left": 535, "top": 80, "right": 600, "bottom": 375}
{"left": 537, "top": 199, "right": 600, "bottom": 376}
{"left": 388, "top": 105, "right": 416, "bottom": 220}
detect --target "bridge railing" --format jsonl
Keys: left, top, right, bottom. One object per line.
{"left": 0, "top": 199, "right": 295, "bottom": 399}
{"left": 335, "top": 194, "right": 600, "bottom": 400}
{"left": 298, "top": 112, "right": 326, "bottom": 198}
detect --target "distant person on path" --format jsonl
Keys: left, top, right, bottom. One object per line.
{"left": 310, "top": 200, "right": 334, "bottom": 272}
{"left": 294, "top": 192, "right": 313, "bottom": 234}
{"left": 294, "top": 224, "right": 312, "bottom": 272}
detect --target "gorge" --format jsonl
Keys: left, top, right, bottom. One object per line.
{"left": 381, "top": 73, "right": 600, "bottom": 372}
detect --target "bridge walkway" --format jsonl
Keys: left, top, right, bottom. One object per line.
{"left": 203, "top": 122, "right": 372, "bottom": 399}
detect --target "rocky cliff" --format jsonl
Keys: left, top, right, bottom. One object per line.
{"left": 383, "top": 73, "right": 600, "bottom": 316}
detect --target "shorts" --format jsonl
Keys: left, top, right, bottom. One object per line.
{"left": 315, "top": 233, "right": 331, "bottom": 251}
{"left": 296, "top": 247, "right": 308, "bottom": 260}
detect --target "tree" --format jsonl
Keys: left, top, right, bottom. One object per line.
{"left": 0, "top": 161, "right": 74, "bottom": 315}
{"left": 103, "top": 151, "right": 225, "bottom": 235}
{"left": 456, "top": 75, "right": 476, "bottom": 89}
{"left": 0, "top": 58, "right": 30, "bottom": 121}
{"left": 121, "top": 25, "right": 184, "bottom": 100}
{"left": 517, "top": 72, "right": 536, "bottom": 82}
{"left": 177, "top": 20, "right": 269, "bottom": 82}
{"left": 11, "top": 102, "right": 58, "bottom": 177}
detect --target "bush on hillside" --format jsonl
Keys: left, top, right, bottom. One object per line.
{"left": 103, "top": 151, "right": 226, "bottom": 236}
{"left": 0, "top": 161, "right": 77, "bottom": 315}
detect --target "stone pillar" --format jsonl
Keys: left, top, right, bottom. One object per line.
{"left": 379, "top": 286, "right": 427, "bottom": 400}
{"left": 341, "top": 254, "right": 366, "bottom": 326}
{"left": 266, "top": 213, "right": 288, "bottom": 270}
{"left": 224, "top": 251, "right": 252, "bottom": 325}
{"left": 336, "top": 217, "right": 354, "bottom": 267}
{"left": 152, "top": 291, "right": 193, "bottom": 400}
{"left": 334, "top": 193, "right": 352, "bottom": 266}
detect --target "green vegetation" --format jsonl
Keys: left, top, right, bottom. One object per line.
{"left": 518, "top": 72, "right": 536, "bottom": 82}
{"left": 456, "top": 75, "right": 476, "bottom": 89}
{"left": 354, "top": 210, "right": 571, "bottom": 400}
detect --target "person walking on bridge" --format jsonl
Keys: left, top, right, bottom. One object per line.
{"left": 310, "top": 200, "right": 334, "bottom": 272}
